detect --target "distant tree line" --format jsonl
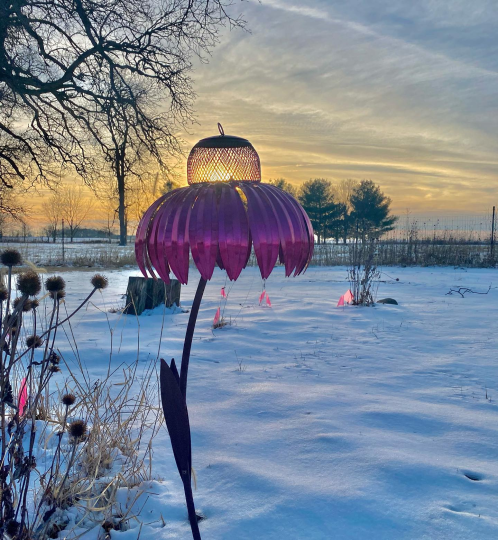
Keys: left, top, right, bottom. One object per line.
{"left": 268, "top": 178, "right": 397, "bottom": 243}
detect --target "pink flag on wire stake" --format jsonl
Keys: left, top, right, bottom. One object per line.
{"left": 18, "top": 377, "right": 27, "bottom": 417}
{"left": 343, "top": 289, "right": 354, "bottom": 304}
{"left": 337, "top": 295, "right": 345, "bottom": 307}
{"left": 259, "top": 291, "right": 266, "bottom": 304}
{"left": 221, "top": 287, "right": 227, "bottom": 298}
{"left": 213, "top": 307, "right": 221, "bottom": 326}
{"left": 266, "top": 294, "right": 272, "bottom": 307}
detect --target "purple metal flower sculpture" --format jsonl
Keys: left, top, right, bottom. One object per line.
{"left": 135, "top": 125, "right": 313, "bottom": 539}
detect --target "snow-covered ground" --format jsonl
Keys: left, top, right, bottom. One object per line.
{"left": 53, "top": 266, "right": 498, "bottom": 539}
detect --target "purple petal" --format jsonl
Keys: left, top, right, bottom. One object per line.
{"left": 240, "top": 184, "right": 280, "bottom": 279}
{"left": 258, "top": 184, "right": 300, "bottom": 277}
{"left": 218, "top": 184, "right": 250, "bottom": 281}
{"left": 135, "top": 194, "right": 169, "bottom": 278}
{"left": 149, "top": 189, "right": 188, "bottom": 282}
{"left": 162, "top": 187, "right": 198, "bottom": 284}
{"left": 189, "top": 184, "right": 219, "bottom": 280}
{"left": 266, "top": 185, "right": 314, "bottom": 275}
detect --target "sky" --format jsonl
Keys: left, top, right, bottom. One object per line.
{"left": 25, "top": 0, "right": 498, "bottom": 229}
{"left": 186, "top": 0, "right": 498, "bottom": 214}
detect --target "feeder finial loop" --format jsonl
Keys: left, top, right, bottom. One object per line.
{"left": 218, "top": 123, "right": 225, "bottom": 136}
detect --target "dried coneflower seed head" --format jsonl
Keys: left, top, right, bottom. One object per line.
{"left": 61, "top": 393, "right": 76, "bottom": 406}
{"left": 0, "top": 286, "right": 7, "bottom": 302}
{"left": 48, "top": 352, "right": 60, "bottom": 364}
{"left": 91, "top": 274, "right": 108, "bottom": 290}
{"left": 26, "top": 335, "right": 43, "bottom": 348}
{"left": 45, "top": 276, "right": 65, "bottom": 293}
{"left": 14, "top": 297, "right": 35, "bottom": 312}
{"left": 1, "top": 249, "right": 22, "bottom": 267}
{"left": 16, "top": 271, "right": 41, "bottom": 297}
{"left": 68, "top": 420, "right": 87, "bottom": 439}
{"left": 49, "top": 365, "right": 61, "bottom": 373}
{"left": 30, "top": 298, "right": 40, "bottom": 310}
{"left": 13, "top": 297, "right": 25, "bottom": 310}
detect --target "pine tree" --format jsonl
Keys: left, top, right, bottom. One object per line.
{"left": 350, "top": 180, "right": 397, "bottom": 240}
{"left": 298, "top": 179, "right": 343, "bottom": 244}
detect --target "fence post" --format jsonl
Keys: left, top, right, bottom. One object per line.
{"left": 62, "top": 218, "right": 65, "bottom": 264}
{"left": 491, "top": 206, "right": 496, "bottom": 257}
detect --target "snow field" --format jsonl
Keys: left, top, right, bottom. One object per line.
{"left": 54, "top": 266, "right": 498, "bottom": 539}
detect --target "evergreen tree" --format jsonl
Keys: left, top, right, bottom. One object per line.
{"left": 298, "top": 179, "right": 343, "bottom": 244}
{"left": 350, "top": 180, "right": 397, "bottom": 240}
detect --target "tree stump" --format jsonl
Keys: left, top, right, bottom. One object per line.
{"left": 124, "top": 277, "right": 181, "bottom": 315}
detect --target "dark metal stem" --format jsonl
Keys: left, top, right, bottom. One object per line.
{"left": 180, "top": 277, "right": 207, "bottom": 398}
{"left": 183, "top": 477, "right": 201, "bottom": 540}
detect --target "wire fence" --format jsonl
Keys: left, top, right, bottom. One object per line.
{"left": 384, "top": 209, "right": 496, "bottom": 244}
{"left": 310, "top": 208, "right": 497, "bottom": 268}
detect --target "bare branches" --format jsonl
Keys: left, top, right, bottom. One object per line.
{"left": 446, "top": 285, "right": 493, "bottom": 298}
{"left": 0, "top": 0, "right": 245, "bottom": 188}
{"left": 57, "top": 186, "right": 94, "bottom": 242}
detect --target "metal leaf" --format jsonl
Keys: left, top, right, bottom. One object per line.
{"left": 159, "top": 359, "right": 192, "bottom": 479}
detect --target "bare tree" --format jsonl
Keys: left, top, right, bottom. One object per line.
{"left": 332, "top": 179, "right": 359, "bottom": 208}
{"left": 41, "top": 193, "right": 61, "bottom": 243}
{"left": 0, "top": 0, "right": 244, "bottom": 235}
{"left": 96, "top": 153, "right": 165, "bottom": 244}
{"left": 92, "top": 81, "right": 181, "bottom": 244}
{"left": 98, "top": 181, "right": 121, "bottom": 243}
{"left": 127, "top": 174, "right": 162, "bottom": 236}
{"left": 0, "top": 177, "right": 28, "bottom": 235}
{"left": 21, "top": 221, "right": 31, "bottom": 243}
{"left": 58, "top": 186, "right": 93, "bottom": 242}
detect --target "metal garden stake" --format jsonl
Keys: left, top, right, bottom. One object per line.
{"left": 135, "top": 125, "right": 314, "bottom": 539}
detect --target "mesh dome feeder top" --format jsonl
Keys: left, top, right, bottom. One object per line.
{"left": 187, "top": 124, "right": 261, "bottom": 184}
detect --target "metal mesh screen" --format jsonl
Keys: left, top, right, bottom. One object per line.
{"left": 187, "top": 145, "right": 261, "bottom": 184}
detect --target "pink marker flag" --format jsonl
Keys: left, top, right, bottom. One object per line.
{"left": 18, "top": 377, "right": 27, "bottom": 417}
{"left": 266, "top": 294, "right": 272, "bottom": 307}
{"left": 337, "top": 295, "right": 345, "bottom": 307}
{"left": 221, "top": 287, "right": 227, "bottom": 298}
{"left": 259, "top": 291, "right": 266, "bottom": 304}
{"left": 213, "top": 307, "right": 221, "bottom": 326}
{"left": 343, "top": 289, "right": 354, "bottom": 304}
